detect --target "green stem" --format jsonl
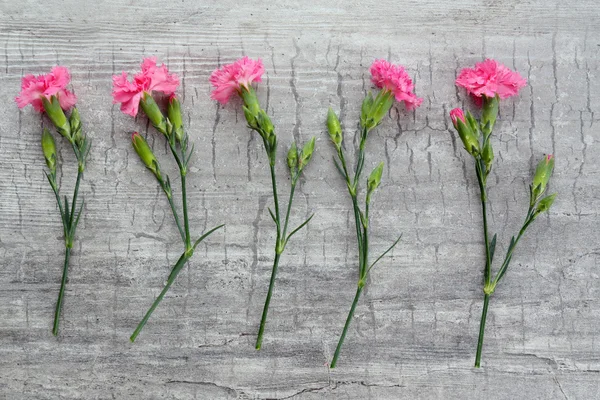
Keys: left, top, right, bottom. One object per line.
{"left": 281, "top": 177, "right": 298, "bottom": 239}
{"left": 181, "top": 173, "right": 191, "bottom": 250}
{"left": 331, "top": 286, "right": 363, "bottom": 368}
{"left": 69, "top": 169, "right": 83, "bottom": 230}
{"left": 475, "top": 160, "right": 492, "bottom": 284}
{"left": 164, "top": 188, "right": 185, "bottom": 243}
{"left": 269, "top": 164, "right": 281, "bottom": 226}
{"left": 475, "top": 294, "right": 490, "bottom": 368}
{"left": 130, "top": 253, "right": 190, "bottom": 342}
{"left": 52, "top": 247, "right": 71, "bottom": 336}
{"left": 256, "top": 253, "right": 281, "bottom": 350}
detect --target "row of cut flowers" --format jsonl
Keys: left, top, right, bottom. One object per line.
{"left": 16, "top": 56, "right": 555, "bottom": 369}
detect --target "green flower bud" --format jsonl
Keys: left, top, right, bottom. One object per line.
{"left": 131, "top": 132, "right": 161, "bottom": 179}
{"left": 243, "top": 105, "right": 259, "bottom": 130}
{"left": 367, "top": 162, "right": 384, "bottom": 196}
{"left": 41, "top": 128, "right": 56, "bottom": 174}
{"left": 241, "top": 86, "right": 260, "bottom": 118}
{"left": 360, "top": 92, "right": 374, "bottom": 129}
{"left": 168, "top": 95, "right": 184, "bottom": 142}
{"left": 371, "top": 90, "right": 394, "bottom": 128}
{"left": 326, "top": 108, "right": 342, "bottom": 149}
{"left": 532, "top": 154, "right": 555, "bottom": 199}
{"left": 361, "top": 90, "right": 394, "bottom": 131}
{"left": 42, "top": 96, "right": 71, "bottom": 140}
{"left": 451, "top": 109, "right": 480, "bottom": 156}
{"left": 140, "top": 92, "right": 168, "bottom": 136}
{"left": 481, "top": 95, "right": 499, "bottom": 136}
{"left": 465, "top": 111, "right": 480, "bottom": 138}
{"left": 481, "top": 140, "right": 494, "bottom": 172}
{"left": 535, "top": 193, "right": 557, "bottom": 215}
{"left": 298, "top": 137, "right": 316, "bottom": 170}
{"left": 287, "top": 142, "right": 298, "bottom": 171}
{"left": 257, "top": 110, "right": 274, "bottom": 138}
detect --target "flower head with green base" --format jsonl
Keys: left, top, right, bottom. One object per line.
{"left": 327, "top": 59, "right": 420, "bottom": 368}
{"left": 211, "top": 56, "right": 316, "bottom": 350}
{"left": 451, "top": 59, "right": 555, "bottom": 368}
{"left": 16, "top": 66, "right": 90, "bottom": 336}
{"left": 113, "top": 58, "right": 224, "bottom": 342}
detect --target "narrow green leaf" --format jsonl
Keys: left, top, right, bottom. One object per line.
{"left": 286, "top": 214, "right": 314, "bottom": 243}
{"left": 489, "top": 233, "right": 497, "bottom": 262}
{"left": 192, "top": 224, "right": 226, "bottom": 251}
{"left": 366, "top": 233, "right": 403, "bottom": 274}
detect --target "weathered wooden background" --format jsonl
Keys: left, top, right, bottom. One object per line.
{"left": 1, "top": 1, "right": 599, "bottom": 399}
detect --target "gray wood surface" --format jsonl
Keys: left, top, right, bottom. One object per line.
{"left": 1, "top": 1, "right": 599, "bottom": 399}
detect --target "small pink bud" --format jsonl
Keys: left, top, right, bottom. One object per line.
{"left": 450, "top": 108, "right": 466, "bottom": 128}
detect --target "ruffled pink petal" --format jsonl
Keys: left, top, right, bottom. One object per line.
{"left": 210, "top": 57, "right": 264, "bottom": 105}
{"left": 370, "top": 59, "right": 422, "bottom": 110}
{"left": 57, "top": 89, "right": 77, "bottom": 110}
{"left": 15, "top": 66, "right": 74, "bottom": 112}
{"left": 138, "top": 57, "right": 180, "bottom": 95}
{"left": 44, "top": 66, "right": 71, "bottom": 96}
{"left": 120, "top": 91, "right": 143, "bottom": 117}
{"left": 112, "top": 72, "right": 144, "bottom": 116}
{"left": 456, "top": 59, "right": 526, "bottom": 102}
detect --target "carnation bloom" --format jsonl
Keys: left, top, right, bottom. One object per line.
{"left": 15, "top": 66, "right": 77, "bottom": 112}
{"left": 112, "top": 57, "right": 180, "bottom": 117}
{"left": 456, "top": 59, "right": 526, "bottom": 101}
{"left": 369, "top": 59, "right": 423, "bottom": 110}
{"left": 449, "top": 108, "right": 466, "bottom": 128}
{"left": 209, "top": 56, "right": 265, "bottom": 105}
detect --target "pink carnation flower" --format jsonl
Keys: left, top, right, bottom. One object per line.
{"left": 449, "top": 108, "right": 466, "bottom": 128}
{"left": 369, "top": 59, "right": 423, "bottom": 110}
{"left": 15, "top": 66, "right": 77, "bottom": 113}
{"left": 456, "top": 59, "right": 526, "bottom": 101}
{"left": 209, "top": 56, "right": 265, "bottom": 105}
{"left": 112, "top": 57, "right": 180, "bottom": 117}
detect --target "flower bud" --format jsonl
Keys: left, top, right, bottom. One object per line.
{"left": 257, "top": 110, "right": 274, "bottom": 138}
{"left": 450, "top": 108, "right": 480, "bottom": 156}
{"left": 326, "top": 108, "right": 342, "bottom": 149}
{"left": 42, "top": 96, "right": 71, "bottom": 139}
{"left": 287, "top": 142, "right": 298, "bottom": 172}
{"left": 367, "top": 162, "right": 384, "bottom": 195}
{"left": 241, "top": 86, "right": 260, "bottom": 118}
{"left": 371, "top": 90, "right": 394, "bottom": 128}
{"left": 535, "top": 193, "right": 557, "bottom": 215}
{"left": 131, "top": 132, "right": 161, "bottom": 179}
{"left": 168, "top": 95, "right": 184, "bottom": 142}
{"left": 481, "top": 95, "right": 499, "bottom": 136}
{"left": 140, "top": 92, "right": 168, "bottom": 136}
{"left": 481, "top": 140, "right": 494, "bottom": 172}
{"left": 532, "top": 154, "right": 554, "bottom": 199}
{"left": 360, "top": 93, "right": 374, "bottom": 128}
{"left": 361, "top": 90, "right": 393, "bottom": 131}
{"left": 298, "top": 137, "right": 316, "bottom": 170}
{"left": 41, "top": 128, "right": 57, "bottom": 174}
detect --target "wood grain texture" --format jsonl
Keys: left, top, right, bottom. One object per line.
{"left": 1, "top": 1, "right": 599, "bottom": 398}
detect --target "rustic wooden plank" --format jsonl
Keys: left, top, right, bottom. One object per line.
{"left": 1, "top": 1, "right": 599, "bottom": 399}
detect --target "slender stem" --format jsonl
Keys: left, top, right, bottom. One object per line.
{"left": 269, "top": 164, "right": 281, "bottom": 227}
{"left": 339, "top": 149, "right": 363, "bottom": 256}
{"left": 131, "top": 253, "right": 190, "bottom": 342}
{"left": 475, "top": 294, "right": 490, "bottom": 368}
{"left": 165, "top": 189, "right": 185, "bottom": 243}
{"left": 361, "top": 202, "right": 369, "bottom": 278}
{"left": 475, "top": 160, "right": 492, "bottom": 284}
{"left": 181, "top": 173, "right": 191, "bottom": 249}
{"left": 256, "top": 253, "right": 281, "bottom": 350}
{"left": 52, "top": 247, "right": 71, "bottom": 336}
{"left": 281, "top": 176, "right": 298, "bottom": 239}
{"left": 331, "top": 286, "right": 363, "bottom": 368}
{"left": 69, "top": 169, "right": 83, "bottom": 230}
